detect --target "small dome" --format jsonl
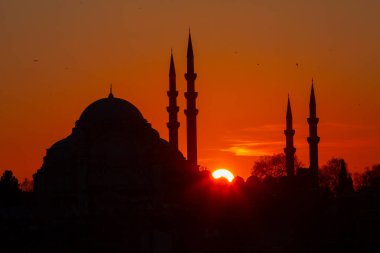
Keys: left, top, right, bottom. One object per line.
{"left": 77, "top": 96, "right": 145, "bottom": 128}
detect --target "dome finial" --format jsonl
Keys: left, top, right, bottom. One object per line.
{"left": 108, "top": 83, "right": 114, "bottom": 99}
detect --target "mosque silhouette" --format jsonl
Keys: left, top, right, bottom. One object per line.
{"left": 34, "top": 32, "right": 320, "bottom": 201}
{"left": 28, "top": 32, "right": 337, "bottom": 253}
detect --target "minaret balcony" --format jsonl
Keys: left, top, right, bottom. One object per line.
{"left": 184, "top": 108, "right": 199, "bottom": 116}
{"left": 307, "top": 136, "right": 320, "bottom": 144}
{"left": 167, "top": 90, "right": 178, "bottom": 97}
{"left": 307, "top": 117, "right": 319, "bottom": 124}
{"left": 284, "top": 147, "right": 296, "bottom": 154}
{"left": 167, "top": 121, "right": 180, "bottom": 128}
{"left": 166, "top": 106, "right": 179, "bottom": 113}
{"left": 184, "top": 91, "right": 198, "bottom": 99}
{"left": 284, "top": 129, "right": 295, "bottom": 136}
{"left": 185, "top": 73, "right": 197, "bottom": 81}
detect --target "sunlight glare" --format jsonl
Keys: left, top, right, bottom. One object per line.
{"left": 212, "top": 169, "right": 235, "bottom": 182}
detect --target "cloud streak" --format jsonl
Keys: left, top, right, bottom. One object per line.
{"left": 221, "top": 146, "right": 271, "bottom": 156}
{"left": 221, "top": 140, "right": 283, "bottom": 157}
{"left": 220, "top": 125, "right": 287, "bottom": 157}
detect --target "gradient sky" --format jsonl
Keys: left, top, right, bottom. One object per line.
{"left": 1, "top": 0, "right": 380, "bottom": 180}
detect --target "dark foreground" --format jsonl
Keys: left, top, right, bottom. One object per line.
{"left": 0, "top": 175, "right": 379, "bottom": 253}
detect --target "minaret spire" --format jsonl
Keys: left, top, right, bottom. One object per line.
{"left": 184, "top": 31, "right": 198, "bottom": 169}
{"left": 307, "top": 79, "right": 320, "bottom": 187}
{"left": 284, "top": 95, "right": 296, "bottom": 177}
{"left": 169, "top": 49, "right": 175, "bottom": 77}
{"left": 286, "top": 94, "right": 292, "bottom": 125}
{"left": 310, "top": 79, "right": 316, "bottom": 117}
{"left": 167, "top": 50, "right": 179, "bottom": 149}
{"left": 187, "top": 31, "right": 194, "bottom": 74}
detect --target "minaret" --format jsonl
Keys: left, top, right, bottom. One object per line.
{"left": 307, "top": 80, "right": 320, "bottom": 187}
{"left": 284, "top": 95, "right": 296, "bottom": 177}
{"left": 167, "top": 50, "right": 180, "bottom": 149}
{"left": 184, "top": 31, "right": 198, "bottom": 168}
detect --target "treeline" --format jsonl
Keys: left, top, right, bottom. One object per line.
{"left": 0, "top": 170, "right": 33, "bottom": 206}
{"left": 251, "top": 153, "right": 380, "bottom": 196}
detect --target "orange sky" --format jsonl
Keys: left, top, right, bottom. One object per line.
{"left": 0, "top": 0, "right": 379, "bottom": 180}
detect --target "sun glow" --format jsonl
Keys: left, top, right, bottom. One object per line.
{"left": 212, "top": 169, "right": 235, "bottom": 182}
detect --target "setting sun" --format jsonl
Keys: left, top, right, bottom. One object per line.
{"left": 212, "top": 169, "right": 235, "bottom": 182}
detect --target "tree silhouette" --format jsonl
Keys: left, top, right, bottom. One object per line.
{"left": 20, "top": 178, "right": 33, "bottom": 192}
{"left": 0, "top": 170, "right": 21, "bottom": 206}
{"left": 319, "top": 158, "right": 354, "bottom": 195}
{"left": 319, "top": 158, "right": 342, "bottom": 193}
{"left": 356, "top": 164, "right": 380, "bottom": 191}
{"left": 251, "top": 153, "right": 303, "bottom": 179}
{"left": 336, "top": 159, "right": 354, "bottom": 196}
{"left": 0, "top": 170, "right": 20, "bottom": 194}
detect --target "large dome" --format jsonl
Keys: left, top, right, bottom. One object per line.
{"left": 78, "top": 94, "right": 144, "bottom": 125}
{"left": 74, "top": 93, "right": 148, "bottom": 136}
{"left": 34, "top": 92, "right": 194, "bottom": 208}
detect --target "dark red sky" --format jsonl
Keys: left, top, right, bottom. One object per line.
{"left": 0, "top": 0, "right": 379, "bottom": 179}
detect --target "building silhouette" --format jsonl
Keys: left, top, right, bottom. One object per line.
{"left": 184, "top": 32, "right": 199, "bottom": 169}
{"left": 285, "top": 80, "right": 320, "bottom": 187}
{"left": 284, "top": 95, "right": 296, "bottom": 177}
{"left": 307, "top": 80, "right": 320, "bottom": 187}
{"left": 167, "top": 50, "right": 180, "bottom": 150}
{"left": 33, "top": 33, "right": 204, "bottom": 212}
{"left": 33, "top": 88, "right": 195, "bottom": 213}
{"left": 30, "top": 35, "right": 206, "bottom": 251}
